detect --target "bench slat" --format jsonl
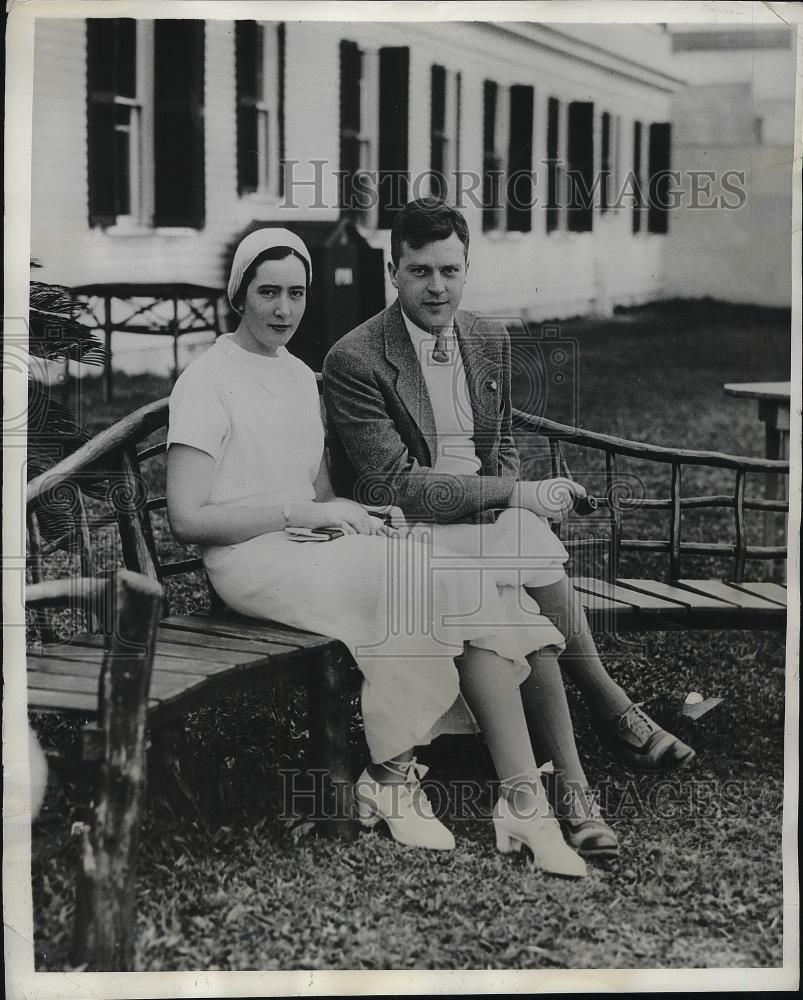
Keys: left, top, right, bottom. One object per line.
{"left": 161, "top": 614, "right": 337, "bottom": 651}
{"left": 615, "top": 578, "right": 737, "bottom": 611}
{"left": 575, "top": 590, "right": 632, "bottom": 613}
{"left": 676, "top": 579, "right": 783, "bottom": 612}
{"left": 573, "top": 577, "right": 685, "bottom": 613}
{"left": 27, "top": 688, "right": 106, "bottom": 715}
{"left": 153, "top": 627, "right": 296, "bottom": 655}
{"left": 68, "top": 632, "right": 299, "bottom": 664}
{"left": 727, "top": 582, "right": 788, "bottom": 607}
{"left": 28, "top": 663, "right": 207, "bottom": 703}
{"left": 30, "top": 646, "right": 255, "bottom": 678}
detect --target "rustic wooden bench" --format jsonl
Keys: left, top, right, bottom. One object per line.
{"left": 26, "top": 395, "right": 788, "bottom": 968}
{"left": 512, "top": 408, "right": 789, "bottom": 633}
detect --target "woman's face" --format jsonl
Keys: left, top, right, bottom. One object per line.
{"left": 238, "top": 254, "right": 307, "bottom": 356}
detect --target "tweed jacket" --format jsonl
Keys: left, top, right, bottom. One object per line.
{"left": 322, "top": 298, "right": 521, "bottom": 524}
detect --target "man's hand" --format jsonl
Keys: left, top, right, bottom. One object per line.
{"left": 509, "top": 478, "right": 587, "bottom": 523}
{"left": 361, "top": 503, "right": 410, "bottom": 536}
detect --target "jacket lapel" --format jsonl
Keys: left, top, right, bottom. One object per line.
{"left": 455, "top": 311, "right": 501, "bottom": 465}
{"left": 383, "top": 300, "right": 437, "bottom": 465}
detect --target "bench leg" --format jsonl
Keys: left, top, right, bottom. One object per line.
{"left": 71, "top": 571, "right": 161, "bottom": 971}
{"left": 149, "top": 719, "right": 206, "bottom": 824}
{"left": 306, "top": 647, "right": 357, "bottom": 841}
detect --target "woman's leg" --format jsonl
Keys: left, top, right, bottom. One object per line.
{"left": 367, "top": 748, "right": 415, "bottom": 784}
{"left": 457, "top": 645, "right": 587, "bottom": 876}
{"left": 457, "top": 646, "right": 541, "bottom": 798}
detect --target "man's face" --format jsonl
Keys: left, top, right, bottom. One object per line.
{"left": 388, "top": 232, "right": 468, "bottom": 332}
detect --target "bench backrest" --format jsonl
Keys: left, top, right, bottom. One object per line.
{"left": 512, "top": 408, "right": 790, "bottom": 583}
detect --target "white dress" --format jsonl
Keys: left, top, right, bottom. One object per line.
{"left": 168, "top": 335, "right": 567, "bottom": 763}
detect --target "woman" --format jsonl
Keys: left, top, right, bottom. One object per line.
{"left": 167, "top": 228, "right": 593, "bottom": 877}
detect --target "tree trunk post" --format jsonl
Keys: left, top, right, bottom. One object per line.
{"left": 71, "top": 569, "right": 162, "bottom": 971}
{"left": 306, "top": 646, "right": 357, "bottom": 841}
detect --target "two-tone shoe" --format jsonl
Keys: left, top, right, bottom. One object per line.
{"left": 596, "top": 701, "right": 696, "bottom": 773}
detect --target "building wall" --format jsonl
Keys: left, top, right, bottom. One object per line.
{"left": 662, "top": 27, "right": 795, "bottom": 308}
{"left": 30, "top": 18, "right": 680, "bottom": 373}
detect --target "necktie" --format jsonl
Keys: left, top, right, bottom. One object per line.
{"left": 432, "top": 329, "right": 449, "bottom": 363}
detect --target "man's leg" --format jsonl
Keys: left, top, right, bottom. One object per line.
{"left": 526, "top": 576, "right": 695, "bottom": 772}
{"left": 526, "top": 576, "right": 631, "bottom": 721}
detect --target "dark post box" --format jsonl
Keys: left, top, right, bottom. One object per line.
{"left": 224, "top": 219, "right": 385, "bottom": 371}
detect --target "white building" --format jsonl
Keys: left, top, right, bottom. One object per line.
{"left": 30, "top": 18, "right": 706, "bottom": 372}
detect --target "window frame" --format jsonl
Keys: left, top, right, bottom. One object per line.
{"left": 236, "top": 21, "right": 285, "bottom": 201}
{"left": 338, "top": 39, "right": 379, "bottom": 227}
{"left": 429, "top": 64, "right": 461, "bottom": 203}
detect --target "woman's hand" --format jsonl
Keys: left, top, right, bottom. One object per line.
{"left": 286, "top": 500, "right": 387, "bottom": 536}
{"left": 510, "top": 478, "right": 587, "bottom": 523}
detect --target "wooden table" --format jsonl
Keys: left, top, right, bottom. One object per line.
{"left": 723, "top": 381, "right": 790, "bottom": 461}
{"left": 72, "top": 283, "right": 225, "bottom": 401}
{"left": 723, "top": 381, "right": 790, "bottom": 577}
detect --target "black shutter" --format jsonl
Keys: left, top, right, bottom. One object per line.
{"left": 482, "top": 80, "right": 500, "bottom": 232}
{"left": 600, "top": 111, "right": 611, "bottom": 213}
{"left": 506, "top": 84, "right": 534, "bottom": 232}
{"left": 455, "top": 72, "right": 462, "bottom": 179}
{"left": 235, "top": 21, "right": 259, "bottom": 196}
{"left": 153, "top": 20, "right": 205, "bottom": 228}
{"left": 430, "top": 64, "right": 447, "bottom": 200}
{"left": 546, "top": 96, "right": 560, "bottom": 233}
{"left": 277, "top": 23, "right": 285, "bottom": 197}
{"left": 647, "top": 122, "right": 671, "bottom": 234}
{"left": 632, "top": 120, "right": 643, "bottom": 234}
{"left": 567, "top": 100, "right": 594, "bottom": 233}
{"left": 378, "top": 46, "right": 409, "bottom": 229}
{"left": 339, "top": 39, "right": 362, "bottom": 216}
{"left": 87, "top": 18, "right": 136, "bottom": 226}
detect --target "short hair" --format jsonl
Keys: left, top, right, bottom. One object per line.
{"left": 390, "top": 198, "right": 470, "bottom": 266}
{"left": 234, "top": 246, "right": 310, "bottom": 310}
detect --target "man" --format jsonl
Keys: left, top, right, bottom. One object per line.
{"left": 323, "top": 199, "right": 693, "bottom": 855}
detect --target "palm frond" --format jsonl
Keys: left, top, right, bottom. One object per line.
{"left": 28, "top": 310, "right": 108, "bottom": 365}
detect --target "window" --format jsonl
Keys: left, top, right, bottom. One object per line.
{"left": 236, "top": 22, "right": 285, "bottom": 198}
{"left": 377, "top": 46, "right": 410, "bottom": 229}
{"left": 566, "top": 100, "right": 594, "bottom": 233}
{"left": 87, "top": 19, "right": 142, "bottom": 226}
{"left": 647, "top": 122, "right": 671, "bottom": 234}
{"left": 429, "top": 65, "right": 461, "bottom": 202}
{"left": 632, "top": 120, "right": 643, "bottom": 233}
{"left": 506, "top": 85, "right": 534, "bottom": 232}
{"left": 546, "top": 97, "right": 561, "bottom": 233}
{"left": 87, "top": 19, "right": 205, "bottom": 229}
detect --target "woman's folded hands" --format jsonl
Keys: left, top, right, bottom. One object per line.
{"left": 284, "top": 499, "right": 408, "bottom": 537}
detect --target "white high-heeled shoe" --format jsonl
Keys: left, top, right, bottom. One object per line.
{"left": 493, "top": 771, "right": 587, "bottom": 878}
{"left": 354, "top": 758, "right": 455, "bottom": 851}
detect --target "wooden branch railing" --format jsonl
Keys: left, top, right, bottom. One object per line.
{"left": 513, "top": 408, "right": 789, "bottom": 583}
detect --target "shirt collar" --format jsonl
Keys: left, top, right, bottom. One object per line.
{"left": 400, "top": 307, "right": 455, "bottom": 343}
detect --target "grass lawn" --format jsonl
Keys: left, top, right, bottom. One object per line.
{"left": 30, "top": 300, "right": 790, "bottom": 971}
